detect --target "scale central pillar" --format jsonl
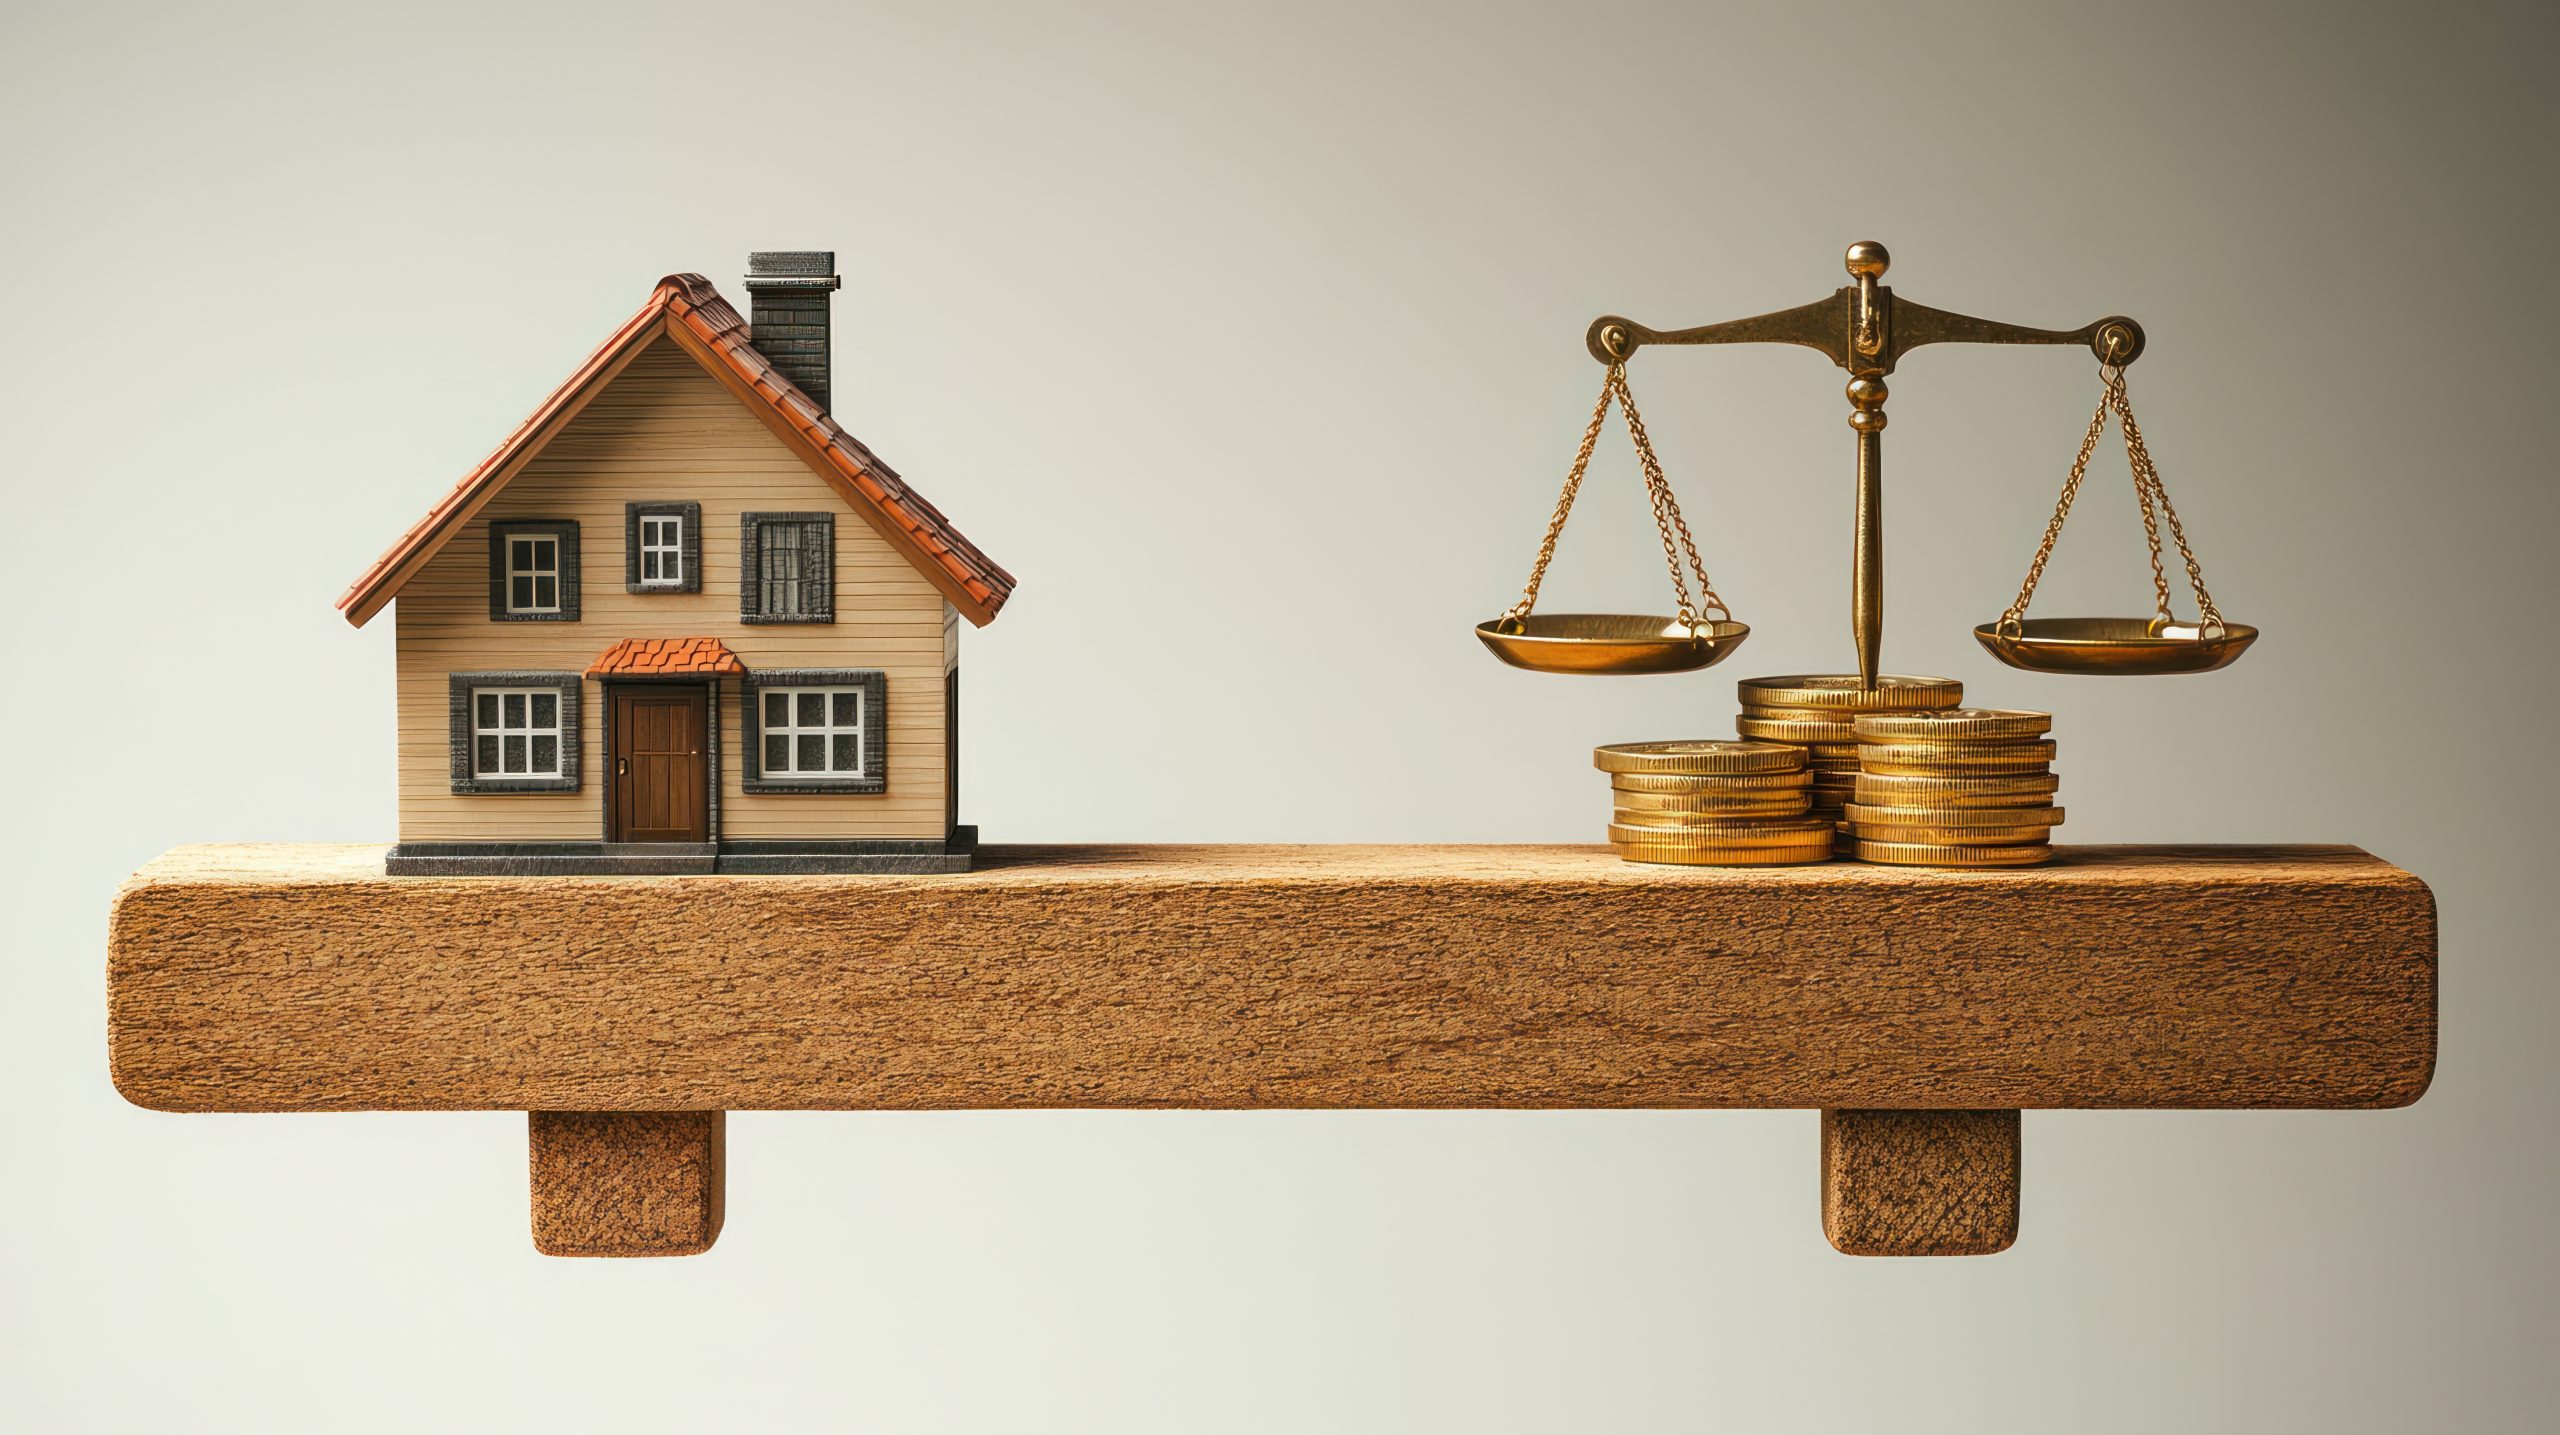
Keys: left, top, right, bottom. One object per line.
{"left": 1842, "top": 239, "right": 1892, "bottom": 692}
{"left": 1847, "top": 374, "right": 1887, "bottom": 691}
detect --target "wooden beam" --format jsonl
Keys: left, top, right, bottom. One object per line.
{"left": 1822, "top": 1109, "right": 2020, "bottom": 1256}
{"left": 528, "top": 1111, "right": 724, "bottom": 1257}
{"left": 108, "top": 843, "right": 2435, "bottom": 1114}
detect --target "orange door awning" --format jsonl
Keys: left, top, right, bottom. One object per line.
{"left": 584, "top": 637, "right": 748, "bottom": 679}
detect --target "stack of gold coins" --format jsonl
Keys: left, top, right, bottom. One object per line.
{"left": 1735, "top": 674, "right": 1965, "bottom": 855}
{"left": 1594, "top": 740, "right": 1831, "bottom": 866}
{"left": 1844, "top": 709, "right": 2063, "bottom": 867}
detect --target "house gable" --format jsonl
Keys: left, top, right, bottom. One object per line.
{"left": 340, "top": 273, "right": 1014, "bottom": 628}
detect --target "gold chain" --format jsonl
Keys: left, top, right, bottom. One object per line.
{"left": 2002, "top": 362, "right": 2224, "bottom": 637}
{"left": 1504, "top": 372, "right": 1616, "bottom": 625}
{"left": 2114, "top": 379, "right": 2224, "bottom": 633}
{"left": 1505, "top": 365, "right": 1728, "bottom": 630}
{"left": 1612, "top": 367, "right": 1730, "bottom": 627}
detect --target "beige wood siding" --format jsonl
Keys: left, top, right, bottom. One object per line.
{"left": 393, "top": 336, "right": 948, "bottom": 842}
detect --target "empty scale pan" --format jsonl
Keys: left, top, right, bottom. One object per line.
{"left": 1478, "top": 364, "right": 1748, "bottom": 676}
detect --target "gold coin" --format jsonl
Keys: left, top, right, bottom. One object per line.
{"left": 1607, "top": 817, "right": 1835, "bottom": 846}
{"left": 1594, "top": 740, "right": 1807, "bottom": 776}
{"left": 1852, "top": 708, "right": 2053, "bottom": 741}
{"left": 1844, "top": 803, "right": 2064, "bottom": 828}
{"left": 1740, "top": 702, "right": 1859, "bottom": 720}
{"left": 1849, "top": 822, "right": 2056, "bottom": 845}
{"left": 1617, "top": 809, "right": 1811, "bottom": 830}
{"left": 1863, "top": 760, "right": 2052, "bottom": 779}
{"left": 1613, "top": 841, "right": 1835, "bottom": 867}
{"left": 1614, "top": 790, "right": 1814, "bottom": 817}
{"left": 1737, "top": 714, "right": 1861, "bottom": 744}
{"left": 1806, "top": 741, "right": 1865, "bottom": 759}
{"left": 1853, "top": 771, "right": 2060, "bottom": 807}
{"left": 1856, "top": 738, "right": 2058, "bottom": 771}
{"left": 1736, "top": 674, "right": 1964, "bottom": 711}
{"left": 1611, "top": 769, "right": 1814, "bottom": 793}
{"left": 1850, "top": 839, "right": 2054, "bottom": 868}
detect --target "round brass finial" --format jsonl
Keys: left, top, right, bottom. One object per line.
{"left": 2088, "top": 317, "right": 2146, "bottom": 366}
{"left": 1844, "top": 241, "right": 1891, "bottom": 279}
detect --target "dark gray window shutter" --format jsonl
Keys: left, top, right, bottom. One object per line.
{"left": 556, "top": 522, "right": 582, "bottom": 620}
{"left": 805, "top": 516, "right": 834, "bottom": 621}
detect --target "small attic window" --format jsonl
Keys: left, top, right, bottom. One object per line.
{"left": 488, "top": 520, "right": 581, "bottom": 622}
{"left": 626, "top": 501, "right": 702, "bottom": 594}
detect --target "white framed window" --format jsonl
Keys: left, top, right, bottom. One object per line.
{"left": 760, "top": 687, "right": 865, "bottom": 777}
{"left": 623, "top": 502, "right": 698, "bottom": 595}
{"left": 448, "top": 671, "right": 580, "bottom": 793}
{"left": 507, "top": 536, "right": 561, "bottom": 613}
{"left": 489, "top": 520, "right": 580, "bottom": 621}
{"left": 639, "top": 513, "right": 684, "bottom": 586}
{"left": 474, "top": 687, "right": 565, "bottom": 778}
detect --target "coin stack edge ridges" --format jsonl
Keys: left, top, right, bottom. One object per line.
{"left": 1593, "top": 739, "right": 1830, "bottom": 866}
{"left": 1845, "top": 707, "right": 2062, "bottom": 868}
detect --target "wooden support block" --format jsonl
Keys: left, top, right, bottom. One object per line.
{"left": 528, "top": 1111, "right": 725, "bottom": 1257}
{"left": 1821, "top": 1109, "right": 2020, "bottom": 1256}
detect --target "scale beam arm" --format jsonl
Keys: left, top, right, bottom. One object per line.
{"left": 1890, "top": 298, "right": 2145, "bottom": 370}
{"left": 1587, "top": 293, "right": 1852, "bottom": 369}
{"left": 1585, "top": 293, "right": 2144, "bottom": 376}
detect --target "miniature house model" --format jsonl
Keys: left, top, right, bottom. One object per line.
{"left": 339, "top": 253, "right": 1015, "bottom": 874}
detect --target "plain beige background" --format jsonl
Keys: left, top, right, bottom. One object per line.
{"left": 5, "top": 1, "right": 2553, "bottom": 1429}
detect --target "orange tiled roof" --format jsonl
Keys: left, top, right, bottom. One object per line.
{"left": 584, "top": 637, "right": 749, "bottom": 679}
{"left": 337, "top": 273, "right": 1016, "bottom": 628}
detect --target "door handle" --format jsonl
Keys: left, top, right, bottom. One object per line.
{"left": 617, "top": 758, "right": 629, "bottom": 776}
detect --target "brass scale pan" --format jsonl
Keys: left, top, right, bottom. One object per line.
{"left": 1974, "top": 617, "right": 2258, "bottom": 675}
{"left": 1477, "top": 613, "right": 1748, "bottom": 676}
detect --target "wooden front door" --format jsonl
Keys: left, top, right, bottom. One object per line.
{"left": 610, "top": 686, "right": 710, "bottom": 843}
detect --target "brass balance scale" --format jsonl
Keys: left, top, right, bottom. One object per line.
{"left": 1477, "top": 240, "right": 2257, "bottom": 682}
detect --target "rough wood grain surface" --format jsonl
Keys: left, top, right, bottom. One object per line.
{"left": 1822, "top": 1109, "right": 2021, "bottom": 1256}
{"left": 528, "top": 1110, "right": 725, "bottom": 1256}
{"left": 107, "top": 843, "right": 2436, "bottom": 1114}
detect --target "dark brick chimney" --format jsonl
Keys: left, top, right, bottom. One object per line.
{"left": 744, "top": 251, "right": 842, "bottom": 410}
